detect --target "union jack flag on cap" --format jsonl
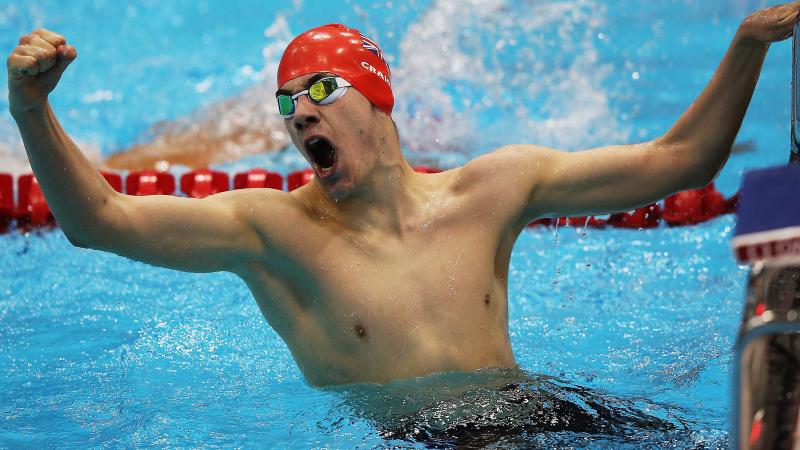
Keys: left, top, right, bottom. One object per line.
{"left": 360, "top": 32, "right": 389, "bottom": 69}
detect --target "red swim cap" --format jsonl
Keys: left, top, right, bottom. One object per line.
{"left": 277, "top": 24, "right": 394, "bottom": 116}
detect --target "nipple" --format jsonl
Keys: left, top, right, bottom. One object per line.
{"left": 353, "top": 324, "right": 367, "bottom": 339}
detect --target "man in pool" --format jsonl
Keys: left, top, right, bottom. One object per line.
{"left": 7, "top": 3, "right": 800, "bottom": 387}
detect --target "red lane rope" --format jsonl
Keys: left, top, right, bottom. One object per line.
{"left": 0, "top": 168, "right": 738, "bottom": 233}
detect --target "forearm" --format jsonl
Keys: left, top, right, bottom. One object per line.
{"left": 11, "top": 101, "right": 118, "bottom": 243}
{"left": 660, "top": 30, "right": 769, "bottom": 185}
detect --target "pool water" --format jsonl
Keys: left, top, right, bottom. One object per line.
{"left": 0, "top": 0, "right": 792, "bottom": 448}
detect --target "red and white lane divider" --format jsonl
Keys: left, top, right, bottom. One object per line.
{"left": 530, "top": 183, "right": 739, "bottom": 229}
{"left": 0, "top": 167, "right": 737, "bottom": 233}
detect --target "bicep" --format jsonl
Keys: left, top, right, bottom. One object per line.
{"left": 91, "top": 190, "right": 266, "bottom": 273}
{"left": 522, "top": 139, "right": 695, "bottom": 220}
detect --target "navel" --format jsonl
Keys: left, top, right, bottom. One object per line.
{"left": 353, "top": 323, "right": 367, "bottom": 339}
{"left": 484, "top": 293, "right": 491, "bottom": 306}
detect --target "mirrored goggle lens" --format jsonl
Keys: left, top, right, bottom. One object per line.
{"left": 277, "top": 95, "right": 295, "bottom": 116}
{"left": 308, "top": 78, "right": 340, "bottom": 103}
{"left": 277, "top": 77, "right": 349, "bottom": 117}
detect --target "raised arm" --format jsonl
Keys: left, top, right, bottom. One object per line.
{"left": 7, "top": 29, "right": 268, "bottom": 273}
{"left": 480, "top": 3, "right": 799, "bottom": 224}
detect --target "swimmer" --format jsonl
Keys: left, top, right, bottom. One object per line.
{"left": 103, "top": 87, "right": 289, "bottom": 171}
{"left": 7, "top": 3, "right": 800, "bottom": 387}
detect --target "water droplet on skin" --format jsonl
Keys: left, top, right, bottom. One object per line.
{"left": 447, "top": 273, "right": 456, "bottom": 296}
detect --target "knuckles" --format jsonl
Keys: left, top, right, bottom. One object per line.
{"left": 6, "top": 53, "right": 37, "bottom": 74}
{"left": 41, "top": 47, "right": 57, "bottom": 60}
{"left": 16, "top": 29, "right": 67, "bottom": 51}
{"left": 11, "top": 45, "right": 31, "bottom": 59}
{"left": 12, "top": 41, "right": 58, "bottom": 62}
{"left": 33, "top": 28, "right": 67, "bottom": 47}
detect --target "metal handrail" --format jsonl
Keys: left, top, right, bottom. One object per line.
{"left": 791, "top": 13, "right": 800, "bottom": 163}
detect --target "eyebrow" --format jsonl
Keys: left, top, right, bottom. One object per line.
{"left": 275, "top": 73, "right": 336, "bottom": 97}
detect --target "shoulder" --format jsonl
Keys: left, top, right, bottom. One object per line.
{"left": 452, "top": 144, "right": 557, "bottom": 195}
{"left": 444, "top": 144, "right": 568, "bottom": 228}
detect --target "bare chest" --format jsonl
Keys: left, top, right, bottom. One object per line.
{"left": 238, "top": 180, "right": 524, "bottom": 383}
{"left": 244, "top": 219, "right": 514, "bottom": 381}
{"left": 314, "top": 235, "right": 499, "bottom": 327}
{"left": 307, "top": 232, "right": 511, "bottom": 379}
{"left": 305, "top": 219, "right": 482, "bottom": 304}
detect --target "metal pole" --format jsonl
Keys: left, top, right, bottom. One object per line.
{"left": 791, "top": 13, "right": 800, "bottom": 164}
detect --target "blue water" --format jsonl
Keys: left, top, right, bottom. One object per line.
{"left": 0, "top": 0, "right": 793, "bottom": 447}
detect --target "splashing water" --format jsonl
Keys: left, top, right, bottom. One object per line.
{"left": 0, "top": 0, "right": 627, "bottom": 172}
{"left": 391, "top": 0, "right": 627, "bottom": 154}
{"left": 334, "top": 367, "right": 693, "bottom": 448}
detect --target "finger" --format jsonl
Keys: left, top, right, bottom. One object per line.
{"left": 28, "top": 35, "right": 59, "bottom": 73}
{"left": 13, "top": 44, "right": 57, "bottom": 74}
{"left": 29, "top": 34, "right": 57, "bottom": 54}
{"left": 775, "top": 14, "right": 796, "bottom": 28}
{"left": 30, "top": 28, "right": 66, "bottom": 49}
{"left": 7, "top": 53, "right": 40, "bottom": 78}
{"left": 774, "top": 10, "right": 799, "bottom": 36}
{"left": 55, "top": 44, "right": 77, "bottom": 72}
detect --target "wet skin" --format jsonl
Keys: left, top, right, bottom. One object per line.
{"left": 9, "top": 4, "right": 800, "bottom": 386}
{"left": 237, "top": 168, "right": 523, "bottom": 386}
{"left": 235, "top": 73, "right": 524, "bottom": 385}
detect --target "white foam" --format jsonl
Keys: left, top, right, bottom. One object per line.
{"left": 390, "top": 0, "right": 628, "bottom": 154}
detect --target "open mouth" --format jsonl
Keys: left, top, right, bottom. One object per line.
{"left": 304, "top": 136, "right": 337, "bottom": 175}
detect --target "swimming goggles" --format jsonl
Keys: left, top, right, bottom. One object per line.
{"left": 276, "top": 76, "right": 352, "bottom": 118}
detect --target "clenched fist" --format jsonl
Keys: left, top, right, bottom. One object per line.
{"left": 7, "top": 28, "right": 77, "bottom": 113}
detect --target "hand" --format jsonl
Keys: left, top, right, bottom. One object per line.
{"left": 7, "top": 29, "right": 77, "bottom": 112}
{"left": 739, "top": 2, "right": 800, "bottom": 44}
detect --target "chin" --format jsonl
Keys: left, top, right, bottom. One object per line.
{"left": 323, "top": 179, "right": 355, "bottom": 201}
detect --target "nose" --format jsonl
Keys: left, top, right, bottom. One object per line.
{"left": 292, "top": 95, "right": 320, "bottom": 132}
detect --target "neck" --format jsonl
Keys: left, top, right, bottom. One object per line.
{"left": 314, "top": 151, "right": 426, "bottom": 235}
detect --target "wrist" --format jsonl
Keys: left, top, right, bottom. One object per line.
{"left": 9, "top": 97, "right": 49, "bottom": 118}
{"left": 734, "top": 28, "right": 763, "bottom": 47}
{"left": 728, "top": 30, "right": 771, "bottom": 64}
{"left": 734, "top": 21, "right": 776, "bottom": 49}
